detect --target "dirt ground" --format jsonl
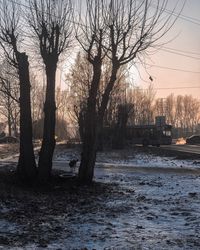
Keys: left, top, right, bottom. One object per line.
{"left": 0, "top": 144, "right": 19, "bottom": 159}
{"left": 0, "top": 144, "right": 200, "bottom": 249}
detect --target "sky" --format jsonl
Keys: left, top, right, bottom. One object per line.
{"left": 136, "top": 0, "right": 200, "bottom": 99}
{"left": 26, "top": 0, "right": 200, "bottom": 100}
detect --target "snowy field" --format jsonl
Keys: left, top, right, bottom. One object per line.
{"left": 0, "top": 145, "right": 200, "bottom": 249}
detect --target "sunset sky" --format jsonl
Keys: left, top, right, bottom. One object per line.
{"left": 136, "top": 0, "right": 200, "bottom": 99}
{"left": 56, "top": 0, "right": 200, "bottom": 99}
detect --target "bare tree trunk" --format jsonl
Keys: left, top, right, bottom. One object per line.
{"left": 78, "top": 109, "right": 97, "bottom": 183}
{"left": 17, "top": 53, "right": 37, "bottom": 182}
{"left": 13, "top": 109, "right": 19, "bottom": 137}
{"left": 78, "top": 62, "right": 101, "bottom": 184}
{"left": 97, "top": 64, "right": 119, "bottom": 148}
{"left": 7, "top": 103, "right": 12, "bottom": 136}
{"left": 38, "top": 64, "right": 56, "bottom": 182}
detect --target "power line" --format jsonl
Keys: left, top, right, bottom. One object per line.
{"left": 5, "top": 0, "right": 200, "bottom": 67}
{"left": 7, "top": 0, "right": 200, "bottom": 27}
{"left": 138, "top": 86, "right": 200, "bottom": 92}
{"left": 160, "top": 48, "right": 200, "bottom": 60}
{"left": 164, "top": 9, "right": 200, "bottom": 26}
{"left": 3, "top": 0, "right": 84, "bottom": 27}
{"left": 146, "top": 63, "right": 200, "bottom": 74}
{"left": 163, "top": 46, "right": 200, "bottom": 56}
{"left": 149, "top": 1, "right": 200, "bottom": 26}
{"left": 153, "top": 86, "right": 200, "bottom": 90}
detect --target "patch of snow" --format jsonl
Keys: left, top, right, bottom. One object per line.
{"left": 53, "top": 147, "right": 200, "bottom": 170}
{"left": 0, "top": 219, "right": 20, "bottom": 234}
{"left": 1, "top": 146, "right": 200, "bottom": 249}
{"left": 14, "top": 171, "right": 200, "bottom": 250}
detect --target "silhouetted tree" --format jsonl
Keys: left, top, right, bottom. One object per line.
{"left": 0, "top": 63, "right": 19, "bottom": 136}
{"left": 77, "top": 0, "right": 182, "bottom": 184}
{"left": 98, "top": 0, "right": 181, "bottom": 131}
{"left": 0, "top": 0, "right": 37, "bottom": 182}
{"left": 28, "top": 0, "right": 73, "bottom": 181}
{"left": 112, "top": 103, "right": 134, "bottom": 149}
{"left": 76, "top": 0, "right": 107, "bottom": 183}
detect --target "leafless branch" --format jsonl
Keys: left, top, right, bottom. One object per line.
{"left": 27, "top": 0, "right": 74, "bottom": 63}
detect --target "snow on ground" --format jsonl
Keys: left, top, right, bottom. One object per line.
{"left": 1, "top": 145, "right": 200, "bottom": 249}
{"left": 54, "top": 146, "right": 200, "bottom": 170}
{"left": 96, "top": 151, "right": 199, "bottom": 169}
{"left": 60, "top": 173, "right": 200, "bottom": 250}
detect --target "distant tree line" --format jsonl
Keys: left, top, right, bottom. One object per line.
{"left": 67, "top": 52, "right": 200, "bottom": 139}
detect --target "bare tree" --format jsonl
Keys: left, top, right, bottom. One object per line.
{"left": 30, "top": 74, "right": 45, "bottom": 124}
{"left": 28, "top": 0, "right": 74, "bottom": 181}
{"left": 160, "top": 94, "right": 175, "bottom": 126}
{"left": 188, "top": 97, "right": 200, "bottom": 134}
{"left": 98, "top": 0, "right": 181, "bottom": 127}
{"left": 0, "top": 1, "right": 37, "bottom": 182}
{"left": 112, "top": 102, "right": 134, "bottom": 149}
{"left": 154, "top": 94, "right": 200, "bottom": 137}
{"left": 77, "top": 0, "right": 183, "bottom": 184}
{"left": 66, "top": 52, "right": 128, "bottom": 143}
{"left": 76, "top": 0, "right": 108, "bottom": 183}
{"left": 0, "top": 63, "right": 19, "bottom": 136}
{"left": 65, "top": 52, "right": 92, "bottom": 141}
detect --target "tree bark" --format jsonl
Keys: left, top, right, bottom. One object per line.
{"left": 78, "top": 61, "right": 101, "bottom": 184}
{"left": 17, "top": 53, "right": 37, "bottom": 182}
{"left": 78, "top": 109, "right": 97, "bottom": 184}
{"left": 99, "top": 64, "right": 119, "bottom": 121}
{"left": 38, "top": 64, "right": 57, "bottom": 182}
{"left": 7, "top": 100, "right": 12, "bottom": 136}
{"left": 97, "top": 63, "right": 120, "bottom": 148}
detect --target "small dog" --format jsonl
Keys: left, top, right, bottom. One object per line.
{"left": 69, "top": 159, "right": 78, "bottom": 173}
